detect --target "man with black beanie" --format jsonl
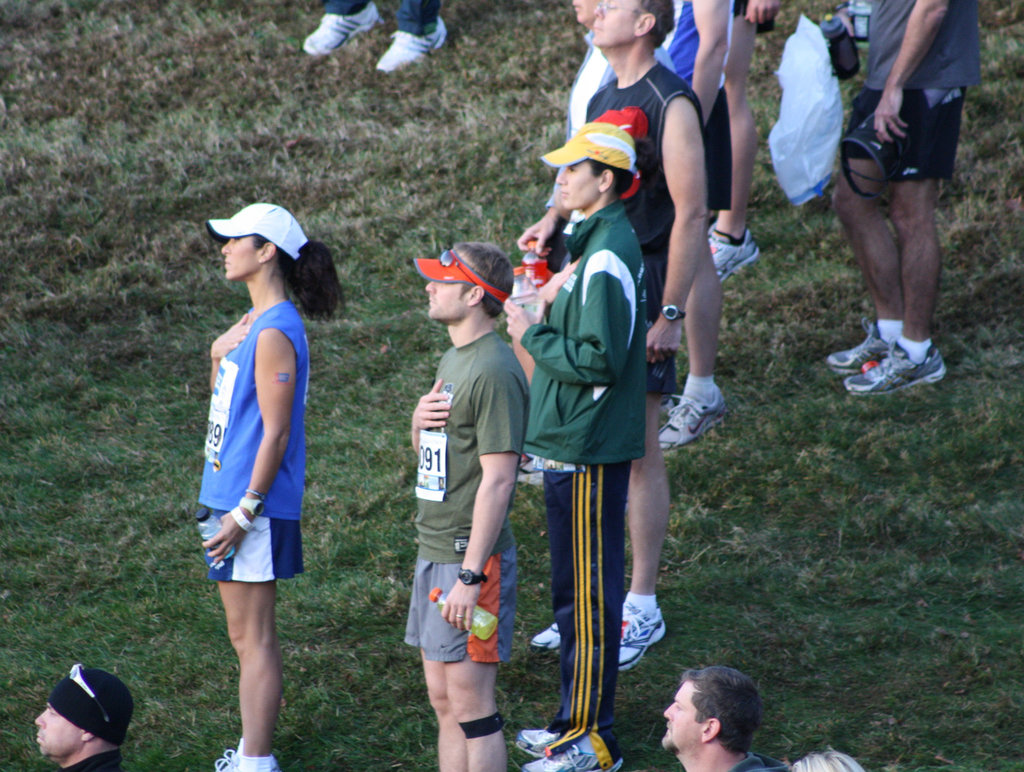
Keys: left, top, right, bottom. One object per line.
{"left": 34, "top": 664, "right": 133, "bottom": 771}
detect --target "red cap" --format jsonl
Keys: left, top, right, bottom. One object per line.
{"left": 592, "top": 108, "right": 649, "bottom": 199}
{"left": 429, "top": 587, "right": 443, "bottom": 603}
{"left": 414, "top": 249, "right": 510, "bottom": 303}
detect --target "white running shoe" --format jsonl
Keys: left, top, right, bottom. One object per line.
{"left": 376, "top": 17, "right": 447, "bottom": 72}
{"left": 530, "top": 622, "right": 561, "bottom": 651}
{"left": 302, "top": 3, "right": 382, "bottom": 55}
{"left": 516, "top": 728, "right": 562, "bottom": 758}
{"left": 618, "top": 601, "right": 666, "bottom": 670}
{"left": 658, "top": 389, "right": 726, "bottom": 449}
{"left": 214, "top": 749, "right": 239, "bottom": 772}
{"left": 710, "top": 228, "right": 760, "bottom": 281}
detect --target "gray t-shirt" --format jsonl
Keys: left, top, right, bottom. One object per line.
{"left": 866, "top": 0, "right": 980, "bottom": 90}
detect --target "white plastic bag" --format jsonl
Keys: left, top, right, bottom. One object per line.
{"left": 768, "top": 15, "right": 843, "bottom": 204}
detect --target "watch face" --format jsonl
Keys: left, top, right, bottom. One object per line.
{"left": 458, "top": 569, "right": 473, "bottom": 584}
{"left": 662, "top": 305, "right": 681, "bottom": 320}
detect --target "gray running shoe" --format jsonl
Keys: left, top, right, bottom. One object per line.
{"left": 843, "top": 341, "right": 946, "bottom": 395}
{"left": 710, "top": 228, "right": 760, "bottom": 281}
{"left": 521, "top": 745, "right": 622, "bottom": 772}
{"left": 826, "top": 318, "right": 889, "bottom": 374}
{"left": 303, "top": 3, "right": 382, "bottom": 55}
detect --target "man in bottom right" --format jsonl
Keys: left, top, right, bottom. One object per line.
{"left": 661, "top": 666, "right": 786, "bottom": 772}
{"left": 828, "top": 0, "right": 980, "bottom": 395}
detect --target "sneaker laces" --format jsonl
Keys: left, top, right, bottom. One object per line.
{"left": 214, "top": 749, "right": 238, "bottom": 772}
{"left": 666, "top": 394, "right": 714, "bottom": 429}
{"left": 621, "top": 602, "right": 657, "bottom": 644}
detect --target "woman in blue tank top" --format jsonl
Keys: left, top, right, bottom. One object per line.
{"left": 199, "top": 203, "right": 341, "bottom": 772}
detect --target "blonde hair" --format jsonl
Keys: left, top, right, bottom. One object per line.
{"left": 792, "top": 751, "right": 867, "bottom": 772}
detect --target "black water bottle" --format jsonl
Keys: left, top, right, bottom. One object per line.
{"left": 821, "top": 14, "right": 859, "bottom": 80}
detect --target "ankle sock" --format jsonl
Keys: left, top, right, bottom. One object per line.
{"left": 876, "top": 319, "right": 903, "bottom": 344}
{"left": 897, "top": 336, "right": 931, "bottom": 364}
{"left": 683, "top": 375, "right": 718, "bottom": 405}
{"left": 625, "top": 592, "right": 658, "bottom": 615}
{"left": 239, "top": 756, "right": 278, "bottom": 772}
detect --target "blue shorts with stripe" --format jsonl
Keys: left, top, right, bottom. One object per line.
{"left": 203, "top": 510, "right": 303, "bottom": 582}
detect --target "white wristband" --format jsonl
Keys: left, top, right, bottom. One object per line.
{"left": 230, "top": 506, "right": 255, "bottom": 532}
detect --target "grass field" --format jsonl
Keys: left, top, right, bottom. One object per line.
{"left": 1, "top": 0, "right": 1023, "bottom": 770}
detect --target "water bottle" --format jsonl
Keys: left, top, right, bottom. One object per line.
{"left": 511, "top": 266, "right": 541, "bottom": 315}
{"left": 429, "top": 587, "right": 498, "bottom": 640}
{"left": 847, "top": 0, "right": 871, "bottom": 41}
{"left": 821, "top": 14, "right": 859, "bottom": 79}
{"left": 522, "top": 248, "right": 552, "bottom": 289}
{"left": 196, "top": 507, "right": 234, "bottom": 569}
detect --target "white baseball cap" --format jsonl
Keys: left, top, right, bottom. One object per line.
{"left": 206, "top": 203, "right": 308, "bottom": 259}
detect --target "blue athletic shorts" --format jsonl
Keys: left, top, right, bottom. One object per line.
{"left": 404, "top": 547, "right": 517, "bottom": 663}
{"left": 204, "top": 511, "right": 303, "bottom": 582}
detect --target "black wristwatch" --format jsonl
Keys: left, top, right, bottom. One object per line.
{"left": 661, "top": 304, "right": 685, "bottom": 321}
{"left": 458, "top": 568, "right": 488, "bottom": 585}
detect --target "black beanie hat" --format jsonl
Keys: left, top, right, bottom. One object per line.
{"left": 48, "top": 666, "right": 134, "bottom": 746}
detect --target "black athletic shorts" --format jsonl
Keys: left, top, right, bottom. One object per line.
{"left": 643, "top": 255, "right": 678, "bottom": 395}
{"left": 847, "top": 87, "right": 966, "bottom": 181}
{"left": 704, "top": 87, "right": 732, "bottom": 211}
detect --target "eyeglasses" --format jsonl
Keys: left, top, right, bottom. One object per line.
{"left": 595, "top": 1, "right": 645, "bottom": 15}
{"left": 69, "top": 663, "right": 110, "bottom": 723}
{"left": 437, "top": 250, "right": 510, "bottom": 303}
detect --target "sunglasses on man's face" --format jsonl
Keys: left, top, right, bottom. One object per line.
{"left": 69, "top": 663, "right": 110, "bottom": 723}
{"left": 436, "top": 250, "right": 509, "bottom": 303}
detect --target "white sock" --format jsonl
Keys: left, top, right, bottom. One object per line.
{"left": 625, "top": 592, "right": 658, "bottom": 615}
{"left": 897, "top": 336, "right": 931, "bottom": 364}
{"left": 682, "top": 374, "right": 717, "bottom": 405}
{"left": 876, "top": 318, "right": 903, "bottom": 344}
{"left": 238, "top": 754, "right": 278, "bottom": 772}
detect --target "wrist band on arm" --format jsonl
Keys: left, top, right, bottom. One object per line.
{"left": 230, "top": 506, "right": 255, "bottom": 532}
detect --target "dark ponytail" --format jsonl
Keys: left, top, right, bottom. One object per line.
{"left": 279, "top": 240, "right": 343, "bottom": 320}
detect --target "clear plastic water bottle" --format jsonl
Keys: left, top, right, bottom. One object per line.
{"left": 196, "top": 508, "right": 234, "bottom": 569}
{"left": 429, "top": 587, "right": 498, "bottom": 640}
{"left": 847, "top": 0, "right": 871, "bottom": 42}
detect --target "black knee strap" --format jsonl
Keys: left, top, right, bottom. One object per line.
{"left": 459, "top": 711, "right": 504, "bottom": 739}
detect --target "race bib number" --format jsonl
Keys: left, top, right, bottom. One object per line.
{"left": 205, "top": 360, "right": 240, "bottom": 463}
{"left": 415, "top": 430, "right": 448, "bottom": 502}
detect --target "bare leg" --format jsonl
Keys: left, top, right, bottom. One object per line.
{"left": 715, "top": 15, "right": 757, "bottom": 239}
{"left": 833, "top": 168, "right": 905, "bottom": 321}
{"left": 684, "top": 247, "right": 723, "bottom": 377}
{"left": 422, "top": 654, "right": 505, "bottom": 772}
{"left": 627, "top": 393, "right": 670, "bottom": 596}
{"left": 219, "top": 581, "right": 281, "bottom": 758}
{"left": 888, "top": 179, "right": 940, "bottom": 341}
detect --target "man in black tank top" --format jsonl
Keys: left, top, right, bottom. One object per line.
{"left": 589, "top": 0, "right": 726, "bottom": 666}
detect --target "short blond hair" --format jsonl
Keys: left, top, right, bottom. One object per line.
{"left": 792, "top": 751, "right": 867, "bottom": 772}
